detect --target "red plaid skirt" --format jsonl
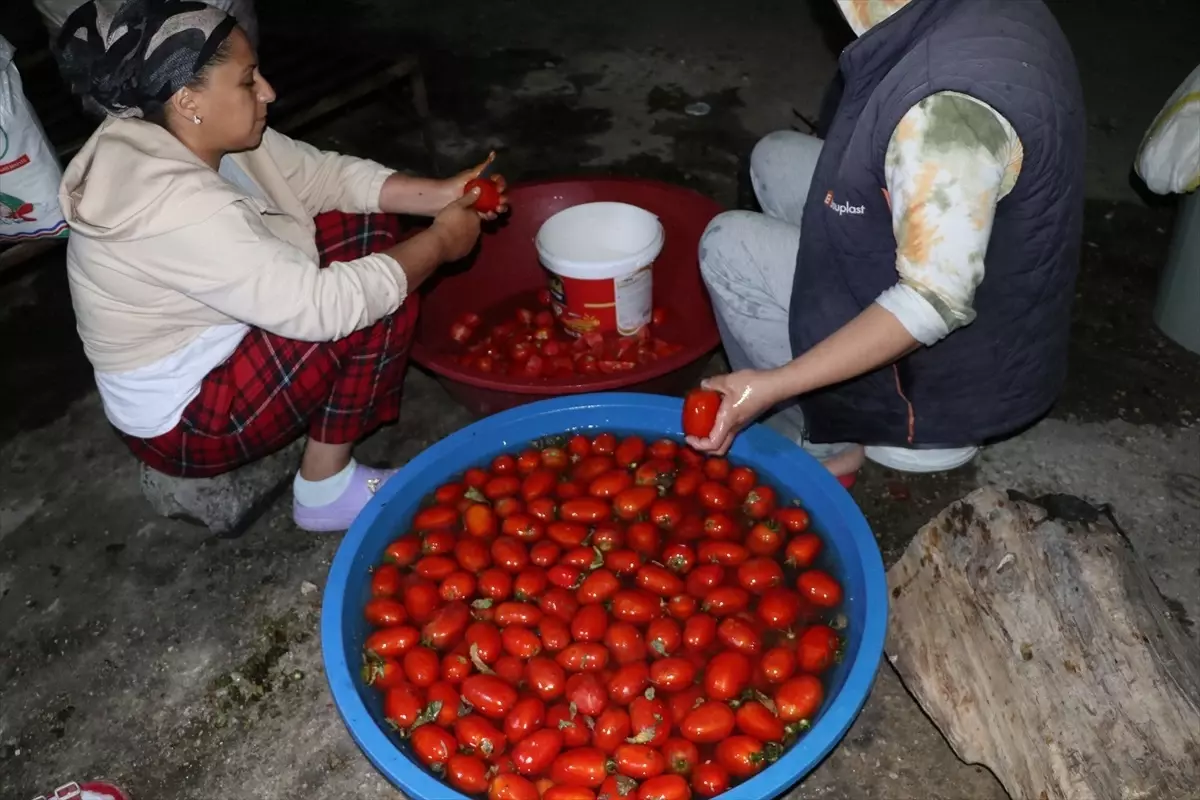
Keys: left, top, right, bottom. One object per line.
{"left": 122, "top": 211, "right": 418, "bottom": 478}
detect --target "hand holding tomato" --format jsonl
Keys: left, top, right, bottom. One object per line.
{"left": 684, "top": 369, "right": 790, "bottom": 456}
{"left": 450, "top": 152, "right": 510, "bottom": 220}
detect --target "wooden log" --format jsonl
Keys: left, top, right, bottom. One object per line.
{"left": 886, "top": 487, "right": 1200, "bottom": 800}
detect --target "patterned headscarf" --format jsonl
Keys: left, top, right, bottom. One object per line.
{"left": 56, "top": 0, "right": 236, "bottom": 119}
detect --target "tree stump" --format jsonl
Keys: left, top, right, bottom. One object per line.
{"left": 886, "top": 487, "right": 1200, "bottom": 800}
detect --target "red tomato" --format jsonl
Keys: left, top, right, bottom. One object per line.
{"left": 695, "top": 540, "right": 749, "bottom": 567}
{"left": 599, "top": 775, "right": 640, "bottom": 800}
{"left": 556, "top": 643, "right": 609, "bottom": 673}
{"left": 550, "top": 748, "right": 610, "bottom": 788}
{"left": 715, "top": 735, "right": 771, "bottom": 779}
{"left": 604, "top": 622, "right": 648, "bottom": 665}
{"left": 521, "top": 469, "right": 559, "bottom": 502}
{"left": 736, "top": 557, "right": 784, "bottom": 595}
{"left": 465, "top": 177, "right": 502, "bottom": 213}
{"left": 513, "top": 569, "right": 548, "bottom": 602}
{"left": 591, "top": 433, "right": 617, "bottom": 455}
{"left": 415, "top": 554, "right": 458, "bottom": 582}
{"left": 701, "top": 586, "right": 751, "bottom": 617}
{"left": 465, "top": 504, "right": 499, "bottom": 538}
{"left": 636, "top": 564, "right": 686, "bottom": 597}
{"left": 784, "top": 532, "right": 822, "bottom": 568}
{"left": 671, "top": 469, "right": 703, "bottom": 498}
{"left": 666, "top": 594, "right": 697, "bottom": 621}
{"left": 757, "top": 587, "right": 803, "bottom": 628}
{"left": 454, "top": 536, "right": 493, "bottom": 570}
{"left": 746, "top": 521, "right": 785, "bottom": 557}
{"left": 648, "top": 498, "right": 685, "bottom": 531}
{"left": 441, "top": 571, "right": 478, "bottom": 602}
{"left": 539, "top": 587, "right": 581, "bottom": 622}
{"left": 605, "top": 549, "right": 643, "bottom": 576}
{"left": 479, "top": 568, "right": 515, "bottom": 601}
{"left": 447, "top": 753, "right": 490, "bottom": 793}
{"left": 680, "top": 701, "right": 735, "bottom": 744}
{"left": 682, "top": 389, "right": 721, "bottom": 438}
{"left": 403, "top": 646, "right": 441, "bottom": 687}
{"left": 362, "top": 657, "right": 406, "bottom": 690}
{"left": 716, "top": 616, "right": 761, "bottom": 656}
{"left": 591, "top": 523, "right": 625, "bottom": 552}
{"left": 592, "top": 707, "right": 632, "bottom": 753}
{"left": 548, "top": 521, "right": 590, "bottom": 548}
{"left": 442, "top": 650, "right": 473, "bottom": 684}
{"left": 775, "top": 674, "right": 824, "bottom": 723}
{"left": 697, "top": 482, "right": 737, "bottom": 512}
{"left": 412, "top": 505, "right": 458, "bottom": 532}
{"left": 501, "top": 513, "right": 544, "bottom": 542}
{"left": 525, "top": 656, "right": 566, "bottom": 701}
{"left": 462, "top": 675, "right": 520, "bottom": 719}
{"left": 545, "top": 788, "right": 598, "bottom": 800}
{"left": 571, "top": 603, "right": 610, "bottom": 643}
{"left": 383, "top": 683, "right": 423, "bottom": 729}
{"left": 613, "top": 744, "right": 666, "bottom": 780}
{"left": 661, "top": 738, "right": 700, "bottom": 777}
{"left": 614, "top": 436, "right": 646, "bottom": 469}
{"left": 797, "top": 624, "right": 839, "bottom": 674}
{"left": 777, "top": 506, "right": 812, "bottom": 534}
{"left": 538, "top": 616, "right": 573, "bottom": 653}
{"left": 702, "top": 458, "right": 730, "bottom": 481}
{"left": 797, "top": 569, "right": 843, "bottom": 608}
{"left": 589, "top": 469, "right": 634, "bottom": 498}
{"left": 606, "top": 662, "right": 651, "bottom": 706}
{"left": 704, "top": 651, "right": 752, "bottom": 701}
{"left": 501, "top": 626, "right": 543, "bottom": 659}
{"left": 648, "top": 657, "right": 696, "bottom": 692}
{"left": 637, "top": 775, "right": 691, "bottom": 800}
{"left": 456, "top": 714, "right": 508, "bottom": 759}
{"left": 577, "top": 568, "right": 622, "bottom": 605}
{"left": 735, "top": 701, "right": 785, "bottom": 743}
{"left": 628, "top": 695, "right": 670, "bottom": 747}
{"left": 492, "top": 538, "right": 530, "bottom": 573}
{"left": 494, "top": 602, "right": 543, "bottom": 628}
{"left": 610, "top": 589, "right": 661, "bottom": 625}
{"left": 742, "top": 485, "right": 777, "bottom": 519}
{"left": 646, "top": 618, "right": 682, "bottom": 657}
{"left": 613, "top": 487, "right": 658, "bottom": 520}
{"left": 364, "top": 623, "right": 422, "bottom": 657}
{"left": 371, "top": 564, "right": 402, "bottom": 597}
{"left": 511, "top": 727, "right": 563, "bottom": 776}
{"left": 547, "top": 703, "right": 591, "bottom": 747}
{"left": 423, "top": 600, "right": 471, "bottom": 650}
{"left": 364, "top": 598, "right": 407, "bottom": 627}
{"left": 489, "top": 774, "right": 540, "bottom": 800}
{"left": 467, "top": 621, "right": 504, "bottom": 664}
{"left": 541, "top": 447, "right": 570, "bottom": 471}
{"left": 495, "top": 655, "right": 526, "bottom": 685}
{"left": 759, "top": 646, "right": 797, "bottom": 684}
{"left": 566, "top": 672, "right": 609, "bottom": 716}
{"left": 384, "top": 537, "right": 422, "bottom": 568}
{"left": 681, "top": 613, "right": 717, "bottom": 652}
{"left": 530, "top": 541, "right": 562, "bottom": 568}
{"left": 691, "top": 763, "right": 730, "bottom": 798}
{"left": 410, "top": 724, "right": 457, "bottom": 770}
{"left": 561, "top": 497, "right": 612, "bottom": 524}
{"left": 574, "top": 455, "right": 617, "bottom": 484}
{"left": 626, "top": 522, "right": 662, "bottom": 558}
{"left": 661, "top": 543, "right": 695, "bottom": 574}
{"left": 684, "top": 564, "right": 724, "bottom": 596}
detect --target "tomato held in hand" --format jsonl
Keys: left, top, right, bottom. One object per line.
{"left": 682, "top": 389, "right": 721, "bottom": 439}
{"left": 465, "top": 177, "right": 502, "bottom": 213}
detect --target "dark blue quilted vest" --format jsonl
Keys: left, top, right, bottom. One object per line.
{"left": 789, "top": 0, "right": 1086, "bottom": 446}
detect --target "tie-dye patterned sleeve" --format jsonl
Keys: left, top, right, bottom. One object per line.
{"left": 874, "top": 91, "right": 1024, "bottom": 345}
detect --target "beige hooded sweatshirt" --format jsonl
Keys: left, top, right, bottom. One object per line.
{"left": 61, "top": 117, "right": 408, "bottom": 436}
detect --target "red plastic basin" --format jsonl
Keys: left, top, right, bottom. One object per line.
{"left": 411, "top": 177, "right": 723, "bottom": 416}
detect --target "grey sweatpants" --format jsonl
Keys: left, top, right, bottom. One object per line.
{"left": 697, "top": 131, "right": 851, "bottom": 459}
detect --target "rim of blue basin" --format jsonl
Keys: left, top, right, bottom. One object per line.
{"left": 322, "top": 392, "right": 888, "bottom": 800}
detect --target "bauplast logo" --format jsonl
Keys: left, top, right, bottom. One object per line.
{"left": 824, "top": 191, "right": 866, "bottom": 216}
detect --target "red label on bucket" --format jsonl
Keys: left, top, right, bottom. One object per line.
{"left": 548, "top": 265, "right": 653, "bottom": 337}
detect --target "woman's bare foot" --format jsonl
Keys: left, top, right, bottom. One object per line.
{"left": 821, "top": 444, "right": 865, "bottom": 478}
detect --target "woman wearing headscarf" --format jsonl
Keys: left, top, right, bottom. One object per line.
{"left": 56, "top": 0, "right": 505, "bottom": 532}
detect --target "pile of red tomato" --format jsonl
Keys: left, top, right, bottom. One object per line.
{"left": 360, "top": 431, "right": 845, "bottom": 800}
{"left": 448, "top": 290, "right": 684, "bottom": 380}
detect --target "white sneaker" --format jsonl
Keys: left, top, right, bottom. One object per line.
{"left": 864, "top": 445, "right": 979, "bottom": 473}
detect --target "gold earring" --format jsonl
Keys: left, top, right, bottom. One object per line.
{"left": 192, "top": 115, "right": 202, "bottom": 125}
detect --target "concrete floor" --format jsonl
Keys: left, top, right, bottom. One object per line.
{"left": 3, "top": 0, "right": 1199, "bottom": 798}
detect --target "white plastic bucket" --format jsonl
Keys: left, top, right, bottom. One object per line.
{"left": 535, "top": 202, "right": 664, "bottom": 337}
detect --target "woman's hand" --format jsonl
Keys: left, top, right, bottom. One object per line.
{"left": 446, "top": 152, "right": 510, "bottom": 220}
{"left": 684, "top": 368, "right": 791, "bottom": 456}
{"left": 430, "top": 191, "right": 484, "bottom": 263}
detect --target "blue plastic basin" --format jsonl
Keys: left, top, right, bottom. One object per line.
{"left": 321, "top": 393, "right": 888, "bottom": 799}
